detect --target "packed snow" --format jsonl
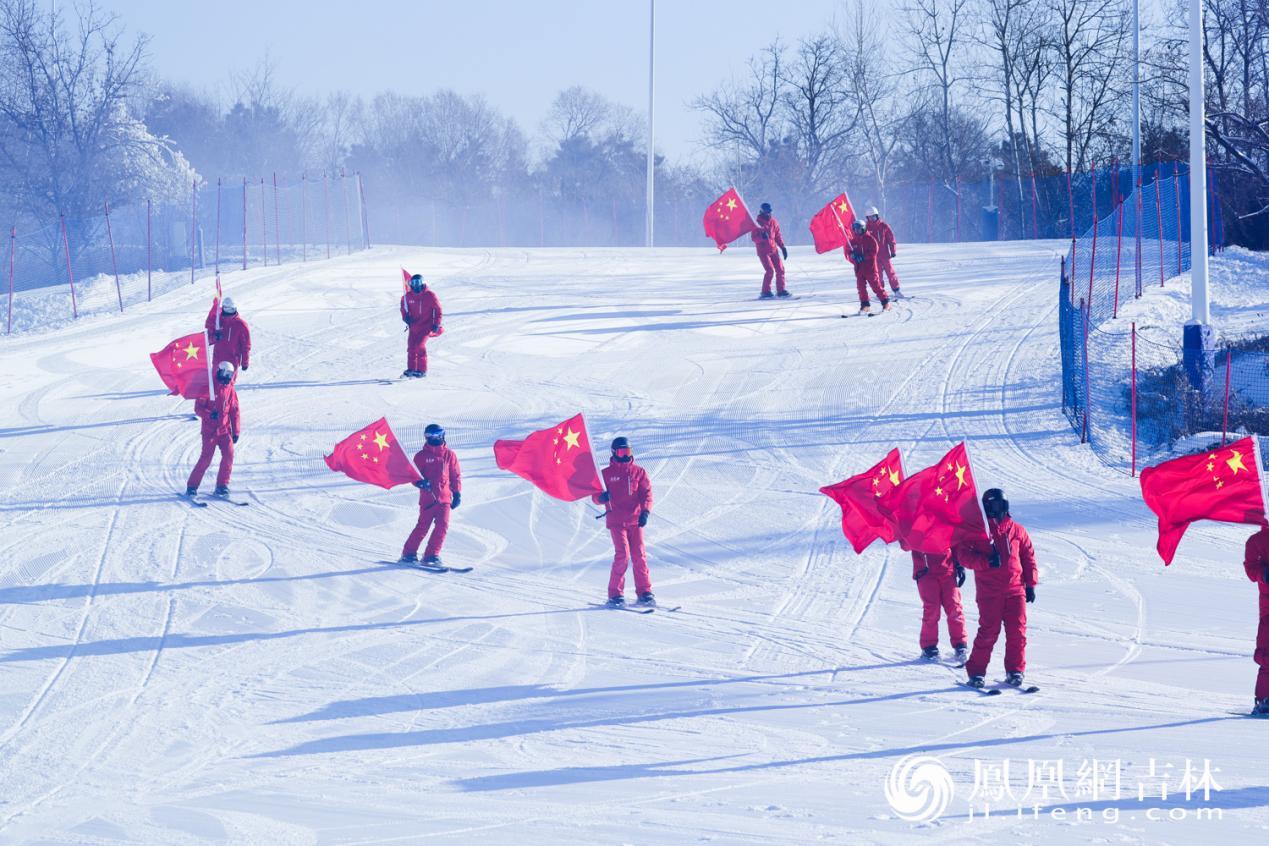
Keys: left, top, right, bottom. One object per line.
{"left": 1, "top": 241, "right": 1267, "bottom": 844}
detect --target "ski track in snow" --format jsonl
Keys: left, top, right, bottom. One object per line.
{"left": 1, "top": 243, "right": 1267, "bottom": 843}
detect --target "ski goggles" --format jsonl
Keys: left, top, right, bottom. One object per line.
{"left": 425, "top": 428, "right": 446, "bottom": 443}
{"left": 612, "top": 447, "right": 632, "bottom": 458}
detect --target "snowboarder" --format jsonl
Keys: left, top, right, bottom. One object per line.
{"left": 400, "top": 274, "right": 442, "bottom": 378}
{"left": 185, "top": 361, "right": 240, "bottom": 497}
{"left": 401, "top": 423, "right": 461, "bottom": 567}
{"left": 957, "top": 488, "right": 1038, "bottom": 688}
{"left": 848, "top": 219, "right": 889, "bottom": 314}
{"left": 752, "top": 202, "right": 790, "bottom": 299}
{"left": 913, "top": 549, "right": 968, "bottom": 663}
{"left": 1244, "top": 522, "right": 1269, "bottom": 716}
{"left": 865, "top": 207, "right": 902, "bottom": 297}
{"left": 204, "top": 296, "right": 251, "bottom": 381}
{"left": 593, "top": 436, "right": 655, "bottom": 606}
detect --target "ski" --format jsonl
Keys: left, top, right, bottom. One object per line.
{"left": 589, "top": 602, "right": 654, "bottom": 614}
{"left": 1003, "top": 679, "right": 1040, "bottom": 694}
{"left": 961, "top": 682, "right": 1003, "bottom": 696}
{"left": 208, "top": 496, "right": 249, "bottom": 507}
{"left": 1227, "top": 711, "right": 1269, "bottom": 718}
{"left": 179, "top": 493, "right": 209, "bottom": 508}
{"left": 381, "top": 560, "right": 473, "bottom": 574}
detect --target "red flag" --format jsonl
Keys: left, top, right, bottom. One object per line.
{"left": 809, "top": 193, "right": 856, "bottom": 254}
{"left": 494, "top": 413, "right": 604, "bottom": 501}
{"left": 1139, "top": 436, "right": 1266, "bottom": 564}
{"left": 150, "top": 331, "right": 212, "bottom": 399}
{"left": 820, "top": 448, "right": 905, "bottom": 553}
{"left": 702, "top": 187, "right": 757, "bottom": 252}
{"left": 401, "top": 267, "right": 412, "bottom": 293}
{"left": 324, "top": 417, "right": 422, "bottom": 490}
{"left": 878, "top": 443, "right": 988, "bottom": 554}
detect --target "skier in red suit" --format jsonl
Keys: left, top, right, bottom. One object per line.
{"left": 912, "top": 549, "right": 968, "bottom": 663}
{"left": 400, "top": 274, "right": 442, "bottom": 378}
{"left": 593, "top": 437, "right": 655, "bottom": 607}
{"left": 1244, "top": 523, "right": 1269, "bottom": 715}
{"left": 848, "top": 220, "right": 889, "bottom": 314}
{"left": 401, "top": 424, "right": 462, "bottom": 567}
{"left": 185, "top": 362, "right": 240, "bottom": 497}
{"left": 752, "top": 202, "right": 790, "bottom": 299}
{"left": 204, "top": 297, "right": 250, "bottom": 381}
{"left": 865, "top": 206, "right": 902, "bottom": 297}
{"left": 957, "top": 488, "right": 1039, "bottom": 689}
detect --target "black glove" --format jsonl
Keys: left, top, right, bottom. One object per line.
{"left": 889, "top": 248, "right": 896, "bottom": 259}
{"left": 598, "top": 491, "right": 610, "bottom": 503}
{"left": 989, "top": 550, "right": 1002, "bottom": 568}
{"left": 1025, "top": 586, "right": 1036, "bottom": 603}
{"left": 955, "top": 564, "right": 966, "bottom": 588}
{"left": 914, "top": 566, "right": 929, "bottom": 581}
{"left": 214, "top": 330, "right": 222, "bottom": 341}
{"left": 232, "top": 434, "right": 239, "bottom": 444}
{"left": 210, "top": 411, "right": 219, "bottom": 421}
{"left": 413, "top": 478, "right": 431, "bottom": 490}
{"left": 241, "top": 365, "right": 247, "bottom": 372}
{"left": 638, "top": 509, "right": 650, "bottom": 528}
{"left": 403, "top": 315, "right": 413, "bottom": 324}
{"left": 780, "top": 245, "right": 788, "bottom": 260}
{"left": 851, "top": 251, "right": 863, "bottom": 264}
{"left": 1262, "top": 564, "right": 1269, "bottom": 584}
{"left": 432, "top": 324, "right": 441, "bottom": 334}
{"left": 450, "top": 491, "right": 461, "bottom": 509}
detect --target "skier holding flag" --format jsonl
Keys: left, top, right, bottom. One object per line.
{"left": 185, "top": 361, "right": 241, "bottom": 499}
{"left": 752, "top": 202, "right": 789, "bottom": 299}
{"left": 204, "top": 294, "right": 250, "bottom": 382}
{"left": 593, "top": 437, "right": 655, "bottom": 607}
{"left": 848, "top": 219, "right": 889, "bottom": 315}
{"left": 1245, "top": 522, "right": 1269, "bottom": 716}
{"left": 400, "top": 272, "right": 442, "bottom": 378}
{"left": 400, "top": 424, "right": 462, "bottom": 569}
{"left": 865, "top": 207, "right": 902, "bottom": 298}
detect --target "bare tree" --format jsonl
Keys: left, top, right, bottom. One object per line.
{"left": 692, "top": 42, "right": 785, "bottom": 162}
{"left": 542, "top": 86, "right": 612, "bottom": 145}
{"left": 839, "top": 1, "right": 903, "bottom": 212}
{"left": 1048, "top": 0, "right": 1130, "bottom": 173}
{"left": 901, "top": 0, "right": 973, "bottom": 183}
{"left": 979, "top": 0, "right": 1050, "bottom": 200}
{"left": 780, "top": 34, "right": 859, "bottom": 202}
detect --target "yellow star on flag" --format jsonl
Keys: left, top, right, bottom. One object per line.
{"left": 372, "top": 432, "right": 390, "bottom": 451}
{"left": 954, "top": 463, "right": 968, "bottom": 490}
{"left": 726, "top": 198, "right": 737, "bottom": 211}
{"left": 1226, "top": 450, "right": 1248, "bottom": 475}
{"left": 838, "top": 200, "right": 849, "bottom": 214}
{"left": 562, "top": 428, "right": 581, "bottom": 450}
{"left": 935, "top": 486, "right": 944, "bottom": 497}
{"left": 889, "top": 469, "right": 902, "bottom": 487}
{"left": 183, "top": 342, "right": 200, "bottom": 360}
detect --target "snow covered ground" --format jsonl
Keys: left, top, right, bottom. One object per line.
{"left": 1, "top": 241, "right": 1267, "bottom": 844}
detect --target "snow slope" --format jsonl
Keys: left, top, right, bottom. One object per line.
{"left": 1, "top": 242, "right": 1267, "bottom": 844}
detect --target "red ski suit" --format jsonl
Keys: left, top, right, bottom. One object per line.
{"left": 1244, "top": 525, "right": 1269, "bottom": 700}
{"left": 592, "top": 458, "right": 653, "bottom": 597}
{"left": 913, "top": 550, "right": 968, "bottom": 651}
{"left": 204, "top": 304, "right": 251, "bottom": 380}
{"left": 187, "top": 383, "right": 240, "bottom": 491}
{"left": 400, "top": 288, "right": 443, "bottom": 374}
{"left": 402, "top": 443, "right": 462, "bottom": 560}
{"left": 751, "top": 212, "right": 787, "bottom": 296}
{"left": 866, "top": 218, "right": 901, "bottom": 292}
{"left": 849, "top": 231, "right": 887, "bottom": 307}
{"left": 957, "top": 516, "right": 1038, "bottom": 677}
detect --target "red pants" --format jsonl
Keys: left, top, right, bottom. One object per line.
{"left": 965, "top": 593, "right": 1027, "bottom": 677}
{"left": 917, "top": 574, "right": 967, "bottom": 650}
{"left": 758, "top": 251, "right": 786, "bottom": 295}
{"left": 878, "top": 257, "right": 900, "bottom": 291}
{"left": 404, "top": 504, "right": 450, "bottom": 559}
{"left": 1256, "top": 590, "right": 1269, "bottom": 699}
{"left": 406, "top": 327, "right": 430, "bottom": 373}
{"left": 608, "top": 525, "right": 651, "bottom": 597}
{"left": 188, "top": 434, "right": 234, "bottom": 490}
{"left": 855, "top": 268, "right": 887, "bottom": 307}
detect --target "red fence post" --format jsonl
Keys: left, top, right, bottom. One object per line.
{"left": 60, "top": 214, "right": 78, "bottom": 318}
{"left": 1172, "top": 160, "right": 1183, "bottom": 274}
{"left": 1113, "top": 185, "right": 1124, "bottom": 319}
{"left": 242, "top": 177, "right": 248, "bottom": 270}
{"left": 1154, "top": 170, "right": 1165, "bottom": 287}
{"left": 146, "top": 199, "right": 152, "bottom": 302}
{"left": 1222, "top": 348, "right": 1232, "bottom": 446}
{"left": 323, "top": 171, "right": 332, "bottom": 260}
{"left": 1131, "top": 322, "right": 1137, "bottom": 477}
{"left": 104, "top": 200, "right": 123, "bottom": 312}
{"left": 273, "top": 172, "right": 281, "bottom": 265}
{"left": 300, "top": 174, "right": 308, "bottom": 262}
{"left": 6, "top": 226, "right": 14, "bottom": 334}
{"left": 190, "top": 178, "right": 198, "bottom": 285}
{"left": 1080, "top": 297, "right": 1090, "bottom": 443}
{"left": 1030, "top": 171, "right": 1040, "bottom": 239}
{"left": 1087, "top": 161, "right": 1098, "bottom": 314}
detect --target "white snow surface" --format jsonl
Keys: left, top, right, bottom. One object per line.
{"left": 1, "top": 242, "right": 1267, "bottom": 844}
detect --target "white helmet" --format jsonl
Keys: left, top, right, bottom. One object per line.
{"left": 216, "top": 361, "right": 236, "bottom": 382}
{"left": 866, "top": 206, "right": 881, "bottom": 218}
{"left": 221, "top": 296, "right": 237, "bottom": 314}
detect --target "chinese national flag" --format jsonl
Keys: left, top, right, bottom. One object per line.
{"left": 401, "top": 267, "right": 412, "bottom": 293}
{"left": 1139, "top": 437, "right": 1266, "bottom": 564}
{"left": 820, "top": 448, "right": 905, "bottom": 553}
{"left": 150, "top": 331, "right": 211, "bottom": 399}
{"left": 702, "top": 187, "right": 757, "bottom": 252}
{"left": 493, "top": 413, "right": 604, "bottom": 502}
{"left": 324, "top": 417, "right": 422, "bottom": 490}
{"left": 878, "top": 442, "right": 988, "bottom": 554}
{"left": 809, "top": 193, "right": 856, "bottom": 254}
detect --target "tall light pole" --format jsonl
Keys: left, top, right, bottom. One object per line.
{"left": 1183, "top": 0, "right": 1212, "bottom": 387}
{"left": 646, "top": 0, "right": 656, "bottom": 248}
{"left": 1131, "top": 0, "right": 1141, "bottom": 175}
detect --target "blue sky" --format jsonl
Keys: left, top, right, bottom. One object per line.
{"left": 104, "top": 0, "right": 854, "bottom": 161}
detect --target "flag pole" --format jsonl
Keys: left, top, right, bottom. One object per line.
{"left": 203, "top": 329, "right": 214, "bottom": 400}
{"left": 960, "top": 439, "right": 992, "bottom": 533}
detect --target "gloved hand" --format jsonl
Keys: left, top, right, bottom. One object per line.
{"left": 210, "top": 411, "right": 220, "bottom": 421}
{"left": 241, "top": 365, "right": 248, "bottom": 372}
{"left": 214, "top": 330, "right": 222, "bottom": 341}
{"left": 432, "top": 324, "right": 441, "bottom": 334}
{"left": 597, "top": 491, "right": 610, "bottom": 503}
{"left": 638, "top": 509, "right": 650, "bottom": 528}
{"left": 851, "top": 251, "right": 863, "bottom": 264}
{"left": 414, "top": 478, "right": 431, "bottom": 490}
{"left": 914, "top": 566, "right": 929, "bottom": 581}
{"left": 890, "top": 248, "right": 897, "bottom": 259}
{"left": 780, "top": 245, "right": 788, "bottom": 260}
{"left": 1262, "top": 564, "right": 1269, "bottom": 584}
{"left": 989, "top": 550, "right": 1002, "bottom": 568}
{"left": 403, "top": 315, "right": 413, "bottom": 324}
{"left": 450, "top": 491, "right": 461, "bottom": 509}
{"left": 232, "top": 434, "right": 239, "bottom": 444}
{"left": 1025, "top": 586, "right": 1036, "bottom": 603}
{"left": 955, "top": 564, "right": 966, "bottom": 588}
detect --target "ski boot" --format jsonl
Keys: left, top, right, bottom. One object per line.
{"left": 881, "top": 299, "right": 893, "bottom": 312}
{"left": 421, "top": 556, "right": 444, "bottom": 570}
{"left": 759, "top": 291, "right": 775, "bottom": 300}
{"left": 636, "top": 592, "right": 657, "bottom": 608}
{"left": 858, "top": 303, "right": 871, "bottom": 315}
{"left": 1252, "top": 698, "right": 1269, "bottom": 717}
{"left": 776, "top": 289, "right": 792, "bottom": 298}
{"left": 403, "top": 370, "right": 415, "bottom": 378}
{"left": 967, "top": 675, "right": 986, "bottom": 689}
{"left": 184, "top": 487, "right": 198, "bottom": 497}
{"left": 213, "top": 486, "right": 230, "bottom": 497}
{"left": 952, "top": 645, "right": 969, "bottom": 665}
{"left": 606, "top": 595, "right": 626, "bottom": 608}
{"left": 891, "top": 288, "right": 904, "bottom": 300}
{"left": 921, "top": 646, "right": 939, "bottom": 661}
{"left": 1005, "top": 671, "right": 1025, "bottom": 687}
{"left": 399, "top": 553, "right": 418, "bottom": 565}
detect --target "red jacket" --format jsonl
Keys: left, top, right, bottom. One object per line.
{"left": 1245, "top": 525, "right": 1269, "bottom": 591}
{"left": 912, "top": 549, "right": 957, "bottom": 581}
{"left": 401, "top": 288, "right": 442, "bottom": 329}
{"left": 866, "top": 219, "right": 897, "bottom": 259}
{"left": 751, "top": 213, "right": 785, "bottom": 254}
{"left": 956, "top": 517, "right": 1038, "bottom": 598}
{"left": 849, "top": 231, "right": 880, "bottom": 276}
{"left": 592, "top": 458, "right": 652, "bottom": 529}
{"left": 195, "top": 384, "right": 240, "bottom": 440}
{"left": 412, "top": 443, "right": 461, "bottom": 505}
{"left": 204, "top": 303, "right": 251, "bottom": 371}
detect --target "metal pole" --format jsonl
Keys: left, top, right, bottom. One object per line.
{"left": 1189, "top": 0, "right": 1210, "bottom": 325}
{"left": 215, "top": 177, "right": 222, "bottom": 274}
{"left": 60, "top": 214, "right": 77, "bottom": 318}
{"left": 190, "top": 178, "right": 197, "bottom": 284}
{"left": 260, "top": 177, "right": 268, "bottom": 267}
{"left": 646, "top": 0, "right": 655, "bottom": 248}
{"left": 146, "top": 199, "right": 152, "bottom": 301}
{"left": 104, "top": 200, "right": 122, "bottom": 312}
{"left": 1221, "top": 348, "right": 1232, "bottom": 446}
{"left": 1131, "top": 322, "right": 1137, "bottom": 477}
{"left": 301, "top": 174, "right": 308, "bottom": 262}
{"left": 273, "top": 172, "right": 281, "bottom": 265}
{"left": 1132, "top": 0, "right": 1141, "bottom": 178}
{"left": 242, "top": 177, "right": 248, "bottom": 270}
{"left": 6, "top": 227, "right": 14, "bottom": 334}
